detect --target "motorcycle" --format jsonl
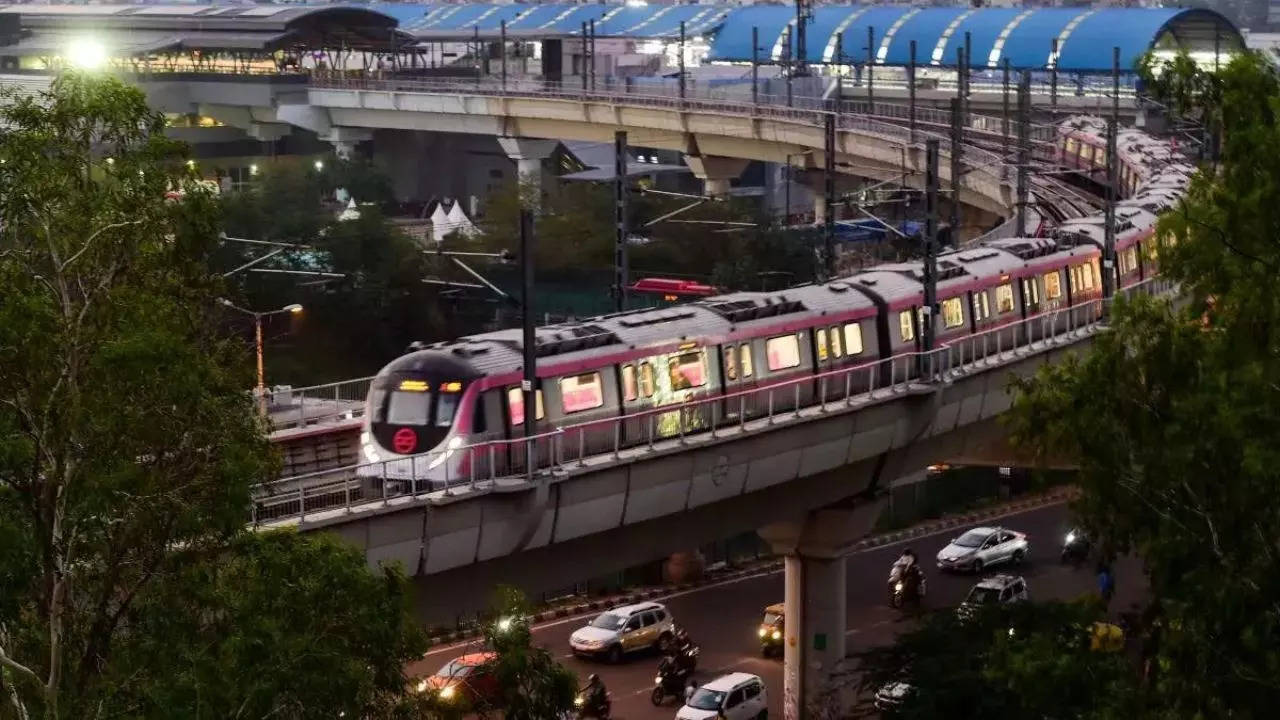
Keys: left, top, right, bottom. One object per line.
{"left": 574, "top": 690, "right": 611, "bottom": 719}
{"left": 1061, "top": 528, "right": 1091, "bottom": 565}
{"left": 888, "top": 563, "right": 926, "bottom": 609}
{"left": 650, "top": 655, "right": 695, "bottom": 706}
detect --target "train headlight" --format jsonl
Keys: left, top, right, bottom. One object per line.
{"left": 427, "top": 436, "right": 464, "bottom": 470}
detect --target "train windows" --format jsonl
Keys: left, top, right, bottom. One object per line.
{"left": 638, "top": 362, "right": 655, "bottom": 398}
{"left": 1021, "top": 277, "right": 1040, "bottom": 308}
{"left": 436, "top": 391, "right": 460, "bottom": 427}
{"left": 507, "top": 388, "right": 545, "bottom": 426}
{"left": 844, "top": 323, "right": 864, "bottom": 355}
{"left": 816, "top": 328, "right": 829, "bottom": 361}
{"left": 996, "top": 283, "right": 1014, "bottom": 313}
{"left": 1043, "top": 271, "right": 1063, "bottom": 300}
{"left": 724, "top": 346, "right": 738, "bottom": 381}
{"left": 766, "top": 335, "right": 801, "bottom": 371}
{"left": 941, "top": 297, "right": 964, "bottom": 329}
{"left": 972, "top": 292, "right": 991, "bottom": 322}
{"left": 560, "top": 372, "right": 605, "bottom": 413}
{"left": 1070, "top": 263, "right": 1095, "bottom": 293}
{"left": 669, "top": 351, "right": 707, "bottom": 390}
{"left": 388, "top": 391, "right": 431, "bottom": 425}
{"left": 898, "top": 311, "right": 915, "bottom": 342}
{"left": 829, "top": 326, "right": 843, "bottom": 358}
{"left": 622, "top": 364, "right": 638, "bottom": 401}
{"left": 739, "top": 345, "right": 754, "bottom": 378}
{"left": 1119, "top": 247, "right": 1139, "bottom": 274}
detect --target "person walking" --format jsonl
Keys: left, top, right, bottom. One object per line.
{"left": 1097, "top": 562, "right": 1115, "bottom": 610}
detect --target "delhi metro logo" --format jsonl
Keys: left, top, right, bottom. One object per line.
{"left": 392, "top": 428, "right": 417, "bottom": 454}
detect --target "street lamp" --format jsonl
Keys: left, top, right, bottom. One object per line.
{"left": 218, "top": 299, "right": 303, "bottom": 407}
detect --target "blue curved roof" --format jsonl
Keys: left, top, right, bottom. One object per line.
{"left": 393, "top": 4, "right": 1241, "bottom": 72}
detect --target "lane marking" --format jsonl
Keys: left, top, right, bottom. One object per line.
{"left": 421, "top": 499, "right": 1069, "bottom": 658}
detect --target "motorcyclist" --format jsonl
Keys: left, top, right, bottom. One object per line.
{"left": 580, "top": 674, "right": 609, "bottom": 717}
{"left": 673, "top": 627, "right": 697, "bottom": 670}
{"left": 889, "top": 549, "right": 925, "bottom": 603}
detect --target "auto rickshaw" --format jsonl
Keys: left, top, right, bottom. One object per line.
{"left": 757, "top": 603, "right": 784, "bottom": 657}
{"left": 1090, "top": 621, "right": 1124, "bottom": 652}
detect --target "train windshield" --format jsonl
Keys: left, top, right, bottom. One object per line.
{"left": 387, "top": 391, "right": 432, "bottom": 425}
{"left": 436, "top": 391, "right": 460, "bottom": 427}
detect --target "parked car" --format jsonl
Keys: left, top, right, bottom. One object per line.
{"left": 676, "top": 672, "right": 768, "bottom": 720}
{"left": 569, "top": 602, "right": 676, "bottom": 663}
{"left": 936, "top": 526, "right": 1029, "bottom": 573}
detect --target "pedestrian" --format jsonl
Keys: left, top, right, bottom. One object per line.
{"left": 1097, "top": 562, "right": 1115, "bottom": 610}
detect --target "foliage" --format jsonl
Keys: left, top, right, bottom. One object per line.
{"left": 1007, "top": 54, "right": 1280, "bottom": 718}
{"left": 1136, "top": 50, "right": 1220, "bottom": 121}
{"left": 0, "top": 74, "right": 428, "bottom": 719}
{"left": 103, "top": 532, "right": 427, "bottom": 719}
{"left": 479, "top": 586, "right": 577, "bottom": 720}
{"left": 219, "top": 160, "right": 444, "bottom": 382}
{"left": 856, "top": 601, "right": 1137, "bottom": 719}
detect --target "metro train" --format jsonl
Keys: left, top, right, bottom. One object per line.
{"left": 358, "top": 116, "right": 1189, "bottom": 484}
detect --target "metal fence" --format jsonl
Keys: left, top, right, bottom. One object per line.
{"left": 252, "top": 279, "right": 1175, "bottom": 525}
{"left": 264, "top": 376, "right": 374, "bottom": 431}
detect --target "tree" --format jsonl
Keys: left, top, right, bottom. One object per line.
{"left": 0, "top": 74, "right": 427, "bottom": 719}
{"left": 856, "top": 601, "right": 1137, "bottom": 719}
{"left": 101, "top": 532, "right": 427, "bottom": 719}
{"left": 480, "top": 587, "right": 577, "bottom": 720}
{"left": 1008, "top": 54, "right": 1280, "bottom": 717}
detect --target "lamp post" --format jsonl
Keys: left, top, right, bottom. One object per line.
{"left": 219, "top": 299, "right": 303, "bottom": 410}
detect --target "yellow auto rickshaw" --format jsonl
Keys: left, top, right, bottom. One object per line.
{"left": 758, "top": 603, "right": 784, "bottom": 657}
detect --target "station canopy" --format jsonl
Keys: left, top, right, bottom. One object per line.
{"left": 0, "top": 4, "right": 406, "bottom": 56}
{"left": 389, "top": 3, "right": 1244, "bottom": 72}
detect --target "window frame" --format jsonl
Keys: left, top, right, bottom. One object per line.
{"left": 506, "top": 387, "right": 545, "bottom": 426}
{"left": 724, "top": 345, "right": 738, "bottom": 381}
{"left": 995, "top": 283, "right": 1015, "bottom": 313}
{"left": 940, "top": 297, "right": 965, "bottom": 329}
{"left": 898, "top": 310, "right": 915, "bottom": 342}
{"left": 815, "top": 327, "right": 829, "bottom": 362}
{"left": 558, "top": 371, "right": 605, "bottom": 414}
{"left": 843, "top": 322, "right": 864, "bottom": 355}
{"left": 621, "top": 364, "right": 638, "bottom": 401}
{"left": 638, "top": 361, "right": 655, "bottom": 398}
{"left": 765, "top": 334, "right": 802, "bottom": 371}
{"left": 829, "top": 325, "right": 843, "bottom": 358}
{"left": 739, "top": 344, "right": 754, "bottom": 378}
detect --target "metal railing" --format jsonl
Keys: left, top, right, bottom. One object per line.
{"left": 263, "top": 376, "right": 374, "bottom": 432}
{"left": 251, "top": 280, "right": 1175, "bottom": 525}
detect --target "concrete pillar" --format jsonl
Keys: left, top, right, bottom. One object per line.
{"left": 319, "top": 126, "right": 372, "bottom": 160}
{"left": 759, "top": 501, "right": 881, "bottom": 720}
{"left": 497, "top": 136, "right": 558, "bottom": 199}
{"left": 684, "top": 154, "right": 748, "bottom": 198}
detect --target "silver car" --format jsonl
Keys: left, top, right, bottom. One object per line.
{"left": 935, "top": 526, "right": 1029, "bottom": 573}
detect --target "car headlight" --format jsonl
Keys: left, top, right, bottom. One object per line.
{"left": 771, "top": 630, "right": 781, "bottom": 640}
{"left": 757, "top": 627, "right": 767, "bottom": 638}
{"left": 895, "top": 582, "right": 904, "bottom": 592}
{"left": 574, "top": 696, "right": 584, "bottom": 707}
{"left": 655, "top": 676, "right": 663, "bottom": 684}
{"left": 1066, "top": 531, "right": 1077, "bottom": 544}
{"left": 440, "top": 685, "right": 456, "bottom": 700}
{"left": 415, "top": 680, "right": 428, "bottom": 693}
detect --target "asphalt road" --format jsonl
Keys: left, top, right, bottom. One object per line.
{"left": 410, "top": 502, "right": 1146, "bottom": 719}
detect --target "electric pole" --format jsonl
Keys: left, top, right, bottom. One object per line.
{"left": 924, "top": 139, "right": 940, "bottom": 359}
{"left": 614, "top": 131, "right": 629, "bottom": 312}
{"left": 1015, "top": 70, "right": 1031, "bottom": 237}
{"left": 824, "top": 112, "right": 836, "bottom": 279}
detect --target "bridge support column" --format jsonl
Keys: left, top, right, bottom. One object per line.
{"left": 759, "top": 501, "right": 881, "bottom": 720}
{"left": 320, "top": 127, "right": 372, "bottom": 160}
{"left": 684, "top": 155, "right": 748, "bottom": 198}
{"left": 498, "top": 137, "right": 558, "bottom": 199}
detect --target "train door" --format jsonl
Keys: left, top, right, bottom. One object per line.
{"left": 619, "top": 348, "right": 713, "bottom": 446}
{"left": 501, "top": 384, "right": 548, "bottom": 475}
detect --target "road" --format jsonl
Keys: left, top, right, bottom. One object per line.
{"left": 410, "top": 502, "right": 1145, "bottom": 719}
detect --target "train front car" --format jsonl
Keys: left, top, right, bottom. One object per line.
{"left": 358, "top": 350, "right": 483, "bottom": 486}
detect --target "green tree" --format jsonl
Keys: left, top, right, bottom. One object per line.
{"left": 481, "top": 587, "right": 577, "bottom": 720}
{"left": 103, "top": 532, "right": 426, "bottom": 719}
{"left": 1008, "top": 54, "right": 1280, "bottom": 718}
{"left": 0, "top": 74, "right": 427, "bottom": 719}
{"left": 856, "top": 601, "right": 1137, "bottom": 719}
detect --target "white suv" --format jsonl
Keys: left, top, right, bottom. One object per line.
{"left": 959, "top": 574, "right": 1029, "bottom": 618}
{"left": 677, "top": 672, "right": 767, "bottom": 720}
{"left": 568, "top": 602, "right": 675, "bottom": 663}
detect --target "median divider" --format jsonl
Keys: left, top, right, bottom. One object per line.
{"left": 422, "top": 485, "right": 1078, "bottom": 648}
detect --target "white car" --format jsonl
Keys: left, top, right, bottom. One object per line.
{"left": 676, "top": 672, "right": 768, "bottom": 720}
{"left": 936, "top": 526, "right": 1029, "bottom": 573}
{"left": 568, "top": 602, "right": 675, "bottom": 663}
{"left": 958, "top": 574, "right": 1030, "bottom": 619}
